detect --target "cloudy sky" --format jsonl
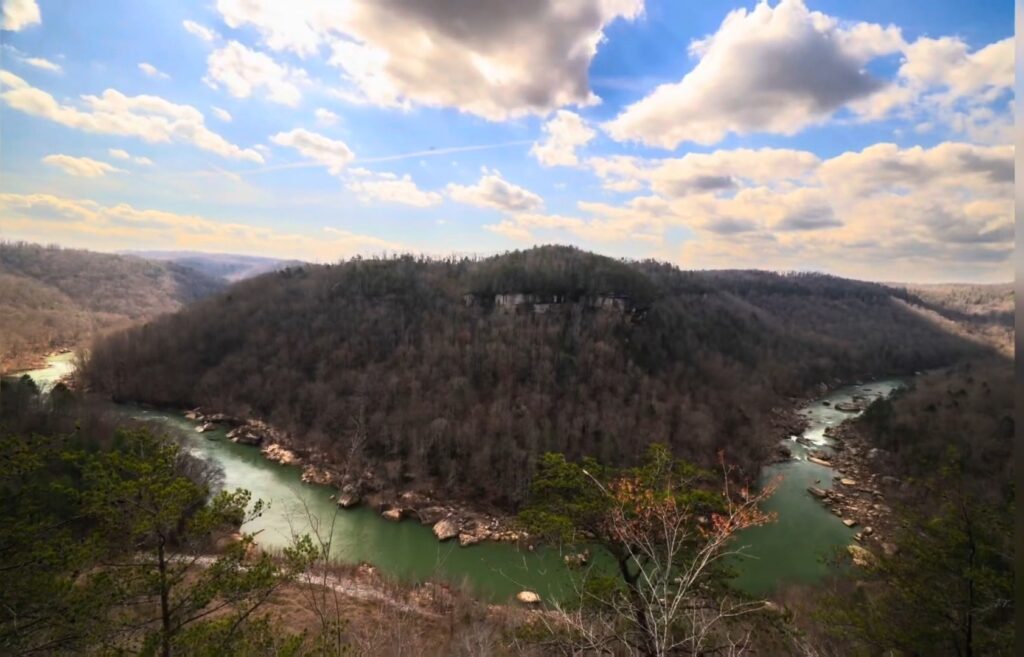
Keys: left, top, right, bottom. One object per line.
{"left": 0, "top": 0, "right": 1014, "bottom": 282}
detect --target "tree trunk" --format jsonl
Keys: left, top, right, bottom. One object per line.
{"left": 618, "top": 554, "right": 656, "bottom": 657}
{"left": 158, "top": 540, "right": 172, "bottom": 657}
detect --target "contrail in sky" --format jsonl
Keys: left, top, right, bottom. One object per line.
{"left": 240, "top": 139, "right": 534, "bottom": 176}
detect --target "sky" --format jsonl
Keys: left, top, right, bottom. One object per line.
{"left": 0, "top": 0, "right": 1014, "bottom": 282}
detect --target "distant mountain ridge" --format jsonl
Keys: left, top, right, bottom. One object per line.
{"left": 83, "top": 245, "right": 1007, "bottom": 508}
{"left": 0, "top": 242, "right": 225, "bottom": 372}
{"left": 126, "top": 250, "right": 305, "bottom": 282}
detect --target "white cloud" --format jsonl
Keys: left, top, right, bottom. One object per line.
{"left": 314, "top": 107, "right": 339, "bottom": 126}
{"left": 138, "top": 62, "right": 170, "bottom": 79}
{"left": 850, "top": 36, "right": 1014, "bottom": 143}
{"left": 0, "top": 192, "right": 402, "bottom": 261}
{"left": 585, "top": 148, "right": 820, "bottom": 197}
{"left": 447, "top": 169, "right": 543, "bottom": 212}
{"left": 211, "top": 106, "right": 232, "bottom": 122}
{"left": 531, "top": 110, "right": 596, "bottom": 167}
{"left": 497, "top": 141, "right": 1011, "bottom": 280}
{"left": 204, "top": 41, "right": 307, "bottom": 106}
{"left": 107, "top": 148, "right": 154, "bottom": 166}
{"left": 183, "top": 19, "right": 218, "bottom": 43}
{"left": 42, "top": 154, "right": 125, "bottom": 178}
{"left": 818, "top": 141, "right": 1013, "bottom": 197}
{"left": 2, "top": 0, "right": 40, "bottom": 31}
{"left": 217, "top": 0, "right": 643, "bottom": 120}
{"left": 270, "top": 128, "right": 354, "bottom": 174}
{"left": 0, "top": 72, "right": 262, "bottom": 162}
{"left": 345, "top": 170, "right": 442, "bottom": 207}
{"left": 605, "top": 0, "right": 899, "bottom": 147}
{"left": 24, "top": 56, "right": 61, "bottom": 72}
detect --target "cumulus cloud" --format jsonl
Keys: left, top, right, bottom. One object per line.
{"left": 605, "top": 0, "right": 900, "bottom": 147}
{"left": 0, "top": 71, "right": 263, "bottom": 162}
{"left": 345, "top": 169, "right": 442, "bottom": 207}
{"left": 270, "top": 128, "right": 354, "bottom": 174}
{"left": 850, "top": 36, "right": 1014, "bottom": 143}
{"left": 447, "top": 169, "right": 543, "bottom": 212}
{"left": 2, "top": 0, "right": 40, "bottom": 31}
{"left": 531, "top": 110, "right": 596, "bottom": 166}
{"left": 0, "top": 191, "right": 402, "bottom": 261}
{"left": 42, "top": 154, "right": 125, "bottom": 178}
{"left": 497, "top": 141, "right": 1011, "bottom": 280}
{"left": 217, "top": 0, "right": 643, "bottom": 120}
{"left": 183, "top": 19, "right": 218, "bottom": 43}
{"left": 138, "top": 62, "right": 170, "bottom": 79}
{"left": 818, "top": 142, "right": 1013, "bottom": 195}
{"left": 204, "top": 41, "right": 308, "bottom": 106}
{"left": 315, "top": 107, "right": 339, "bottom": 126}
{"left": 588, "top": 148, "right": 820, "bottom": 197}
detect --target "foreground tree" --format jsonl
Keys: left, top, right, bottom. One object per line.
{"left": 0, "top": 403, "right": 309, "bottom": 656}
{"left": 817, "top": 455, "right": 1014, "bottom": 657}
{"left": 518, "top": 444, "right": 777, "bottom": 656}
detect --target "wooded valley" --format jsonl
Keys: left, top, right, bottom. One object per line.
{"left": 82, "top": 246, "right": 1003, "bottom": 508}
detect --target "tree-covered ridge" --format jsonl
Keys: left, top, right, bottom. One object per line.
{"left": 467, "top": 245, "right": 660, "bottom": 305}
{"left": 83, "top": 247, "right": 1003, "bottom": 508}
{"left": 0, "top": 242, "right": 224, "bottom": 371}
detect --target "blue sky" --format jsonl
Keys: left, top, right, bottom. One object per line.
{"left": 0, "top": 0, "right": 1014, "bottom": 282}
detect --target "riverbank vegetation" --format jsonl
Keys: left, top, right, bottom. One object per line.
{"left": 82, "top": 246, "right": 996, "bottom": 509}
{"left": 3, "top": 383, "right": 783, "bottom": 656}
{"left": 781, "top": 360, "right": 1015, "bottom": 656}
{"left": 2, "top": 359, "right": 1014, "bottom": 655}
{"left": 0, "top": 242, "right": 224, "bottom": 373}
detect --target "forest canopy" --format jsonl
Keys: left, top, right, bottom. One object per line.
{"left": 83, "top": 246, "right": 1005, "bottom": 508}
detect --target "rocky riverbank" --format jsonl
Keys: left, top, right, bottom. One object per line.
{"left": 804, "top": 421, "right": 903, "bottom": 558}
{"left": 183, "top": 408, "right": 527, "bottom": 547}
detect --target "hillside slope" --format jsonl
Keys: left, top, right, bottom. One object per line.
{"left": 128, "top": 251, "right": 305, "bottom": 282}
{"left": 0, "top": 242, "right": 224, "bottom": 371}
{"left": 83, "top": 246, "right": 1004, "bottom": 507}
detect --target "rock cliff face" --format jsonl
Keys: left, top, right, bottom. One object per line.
{"left": 482, "top": 293, "right": 635, "bottom": 314}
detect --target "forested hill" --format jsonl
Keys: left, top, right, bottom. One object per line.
{"left": 84, "top": 246, "right": 1004, "bottom": 507}
{"left": 0, "top": 242, "right": 224, "bottom": 371}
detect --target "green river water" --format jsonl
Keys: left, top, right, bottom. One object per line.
{"left": 14, "top": 355, "right": 902, "bottom": 602}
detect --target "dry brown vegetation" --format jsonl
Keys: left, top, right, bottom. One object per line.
{"left": 0, "top": 241, "right": 223, "bottom": 372}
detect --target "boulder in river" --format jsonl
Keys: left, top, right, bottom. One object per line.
{"left": 336, "top": 492, "right": 360, "bottom": 508}
{"left": 847, "top": 545, "right": 874, "bottom": 567}
{"left": 843, "top": 518, "right": 858, "bottom": 528}
{"left": 807, "top": 456, "right": 833, "bottom": 467}
{"left": 458, "top": 526, "right": 490, "bottom": 547}
{"left": 840, "top": 478, "right": 857, "bottom": 486}
{"left": 382, "top": 508, "right": 403, "bottom": 521}
{"left": 416, "top": 506, "right": 448, "bottom": 525}
{"left": 564, "top": 551, "right": 590, "bottom": 568}
{"left": 516, "top": 591, "right": 541, "bottom": 604}
{"left": 807, "top": 486, "right": 828, "bottom": 498}
{"left": 433, "top": 518, "right": 460, "bottom": 541}
{"left": 261, "top": 443, "right": 298, "bottom": 465}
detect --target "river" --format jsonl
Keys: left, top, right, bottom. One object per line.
{"left": 13, "top": 355, "right": 901, "bottom": 602}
